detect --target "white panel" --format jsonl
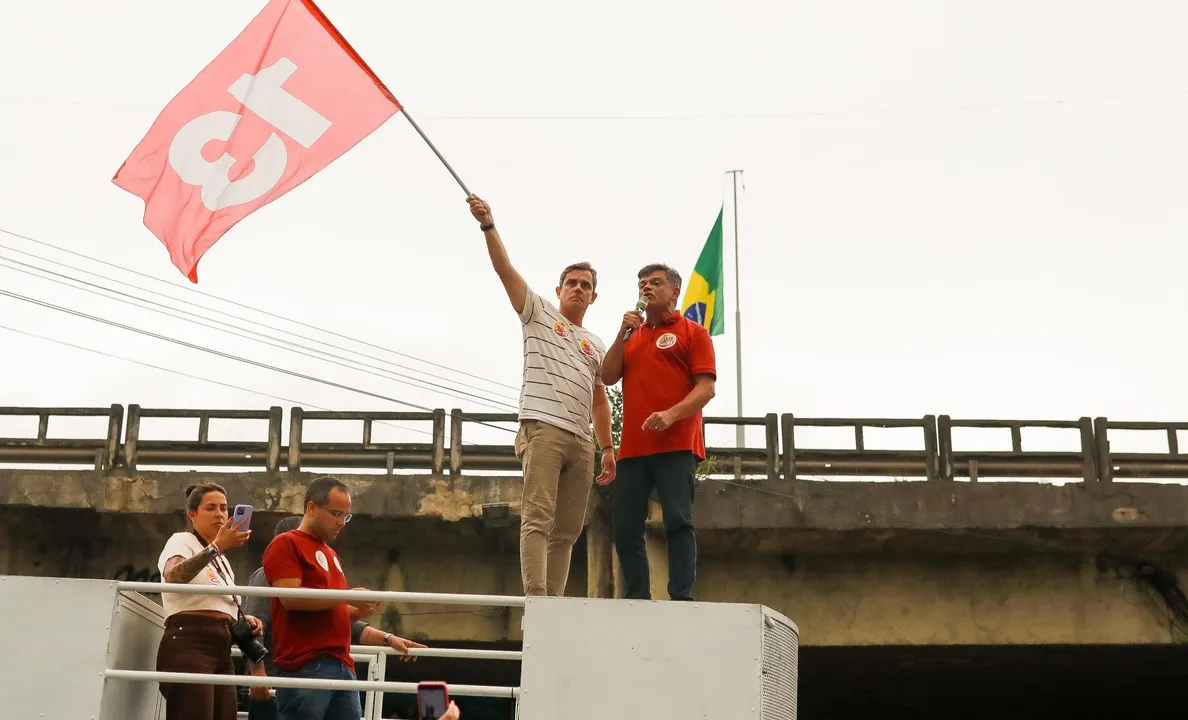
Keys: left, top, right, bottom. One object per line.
{"left": 519, "top": 597, "right": 797, "bottom": 720}
{"left": 0, "top": 576, "right": 120, "bottom": 719}
{"left": 102, "top": 591, "right": 166, "bottom": 720}
{"left": 761, "top": 607, "right": 799, "bottom": 720}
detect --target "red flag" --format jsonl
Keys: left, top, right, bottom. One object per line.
{"left": 112, "top": 0, "right": 400, "bottom": 282}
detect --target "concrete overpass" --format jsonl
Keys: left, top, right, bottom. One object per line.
{"left": 2, "top": 404, "right": 1187, "bottom": 718}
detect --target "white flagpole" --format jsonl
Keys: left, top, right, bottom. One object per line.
{"left": 401, "top": 110, "right": 472, "bottom": 196}
{"left": 726, "top": 169, "right": 744, "bottom": 448}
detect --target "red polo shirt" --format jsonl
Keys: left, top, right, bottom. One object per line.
{"left": 618, "top": 312, "right": 717, "bottom": 461}
{"left": 262, "top": 530, "right": 353, "bottom": 672}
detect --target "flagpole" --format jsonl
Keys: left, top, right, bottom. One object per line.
{"left": 726, "top": 169, "right": 744, "bottom": 449}
{"left": 401, "top": 109, "right": 472, "bottom": 196}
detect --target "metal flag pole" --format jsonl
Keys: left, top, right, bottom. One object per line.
{"left": 401, "top": 109, "right": 472, "bottom": 197}
{"left": 726, "top": 169, "right": 744, "bottom": 450}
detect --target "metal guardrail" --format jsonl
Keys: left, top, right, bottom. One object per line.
{"left": 448, "top": 410, "right": 783, "bottom": 480}
{"left": 784, "top": 415, "right": 940, "bottom": 482}
{"left": 781, "top": 415, "right": 939, "bottom": 481}
{"left": 125, "top": 405, "right": 282, "bottom": 472}
{"left": 706, "top": 414, "right": 779, "bottom": 479}
{"left": 1094, "top": 417, "right": 1188, "bottom": 482}
{"left": 5, "top": 404, "right": 1188, "bottom": 482}
{"left": 939, "top": 416, "right": 1096, "bottom": 483}
{"left": 449, "top": 409, "right": 518, "bottom": 475}
{"left": 0, "top": 404, "right": 123, "bottom": 471}
{"left": 289, "top": 407, "right": 447, "bottom": 475}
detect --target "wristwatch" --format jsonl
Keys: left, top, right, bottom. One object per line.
{"left": 206, "top": 543, "right": 220, "bottom": 558}
{"left": 480, "top": 223, "right": 495, "bottom": 232}
{"left": 382, "top": 632, "right": 393, "bottom": 646}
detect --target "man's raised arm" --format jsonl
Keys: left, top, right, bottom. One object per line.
{"left": 468, "top": 195, "right": 528, "bottom": 316}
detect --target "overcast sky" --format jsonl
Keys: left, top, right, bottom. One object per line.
{"left": 2, "top": 0, "right": 1188, "bottom": 460}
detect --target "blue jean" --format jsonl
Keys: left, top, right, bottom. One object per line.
{"left": 275, "top": 656, "right": 361, "bottom": 720}
{"left": 613, "top": 450, "right": 699, "bottom": 601}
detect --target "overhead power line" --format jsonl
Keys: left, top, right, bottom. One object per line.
{"left": 0, "top": 305, "right": 1097, "bottom": 557}
{"left": 0, "top": 237, "right": 1109, "bottom": 559}
{"left": 0, "top": 325, "right": 481, "bottom": 446}
{"left": 0, "top": 288, "right": 517, "bottom": 436}
{"left": 0, "top": 240, "right": 521, "bottom": 403}
{"left": 0, "top": 256, "right": 519, "bottom": 413}
{"left": 0, "top": 297, "right": 1111, "bottom": 560}
{"left": 0, "top": 227, "right": 520, "bottom": 393}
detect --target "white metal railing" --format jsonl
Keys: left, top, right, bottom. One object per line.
{"left": 108, "top": 582, "right": 526, "bottom": 720}
{"left": 231, "top": 646, "right": 523, "bottom": 662}
{"left": 103, "top": 670, "right": 518, "bottom": 697}
{"left": 117, "top": 581, "right": 527, "bottom": 607}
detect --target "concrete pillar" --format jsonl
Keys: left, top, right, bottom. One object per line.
{"left": 585, "top": 488, "right": 614, "bottom": 599}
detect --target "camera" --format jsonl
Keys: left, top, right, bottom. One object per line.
{"left": 229, "top": 618, "right": 269, "bottom": 664}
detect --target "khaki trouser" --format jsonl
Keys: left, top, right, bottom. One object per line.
{"left": 515, "top": 419, "right": 595, "bottom": 596}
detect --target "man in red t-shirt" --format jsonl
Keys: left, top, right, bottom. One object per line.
{"left": 600, "top": 263, "right": 717, "bottom": 601}
{"left": 263, "top": 476, "right": 420, "bottom": 720}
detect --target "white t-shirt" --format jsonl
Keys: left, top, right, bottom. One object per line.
{"left": 518, "top": 287, "right": 606, "bottom": 441}
{"left": 156, "top": 531, "right": 239, "bottom": 620}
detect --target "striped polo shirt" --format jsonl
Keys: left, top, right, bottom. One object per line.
{"left": 518, "top": 287, "right": 606, "bottom": 441}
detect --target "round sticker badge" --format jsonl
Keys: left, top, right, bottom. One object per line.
{"left": 553, "top": 321, "right": 570, "bottom": 338}
{"left": 333, "top": 556, "right": 343, "bottom": 573}
{"left": 580, "top": 339, "right": 595, "bottom": 356}
{"left": 656, "top": 333, "right": 678, "bottom": 349}
{"left": 315, "top": 550, "right": 330, "bottom": 571}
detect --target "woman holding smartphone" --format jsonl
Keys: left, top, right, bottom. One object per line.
{"left": 155, "top": 482, "right": 263, "bottom": 720}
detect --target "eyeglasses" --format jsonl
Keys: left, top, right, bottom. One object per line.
{"left": 317, "top": 504, "right": 352, "bottom": 523}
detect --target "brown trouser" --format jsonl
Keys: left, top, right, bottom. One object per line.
{"left": 515, "top": 419, "right": 595, "bottom": 596}
{"left": 156, "top": 613, "right": 237, "bottom": 720}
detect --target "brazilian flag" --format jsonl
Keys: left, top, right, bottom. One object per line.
{"left": 681, "top": 207, "right": 725, "bottom": 336}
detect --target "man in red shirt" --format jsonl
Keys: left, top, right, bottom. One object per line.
{"left": 600, "top": 263, "right": 717, "bottom": 601}
{"left": 263, "top": 476, "right": 422, "bottom": 720}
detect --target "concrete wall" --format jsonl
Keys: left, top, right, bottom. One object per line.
{"left": 691, "top": 550, "right": 1185, "bottom": 646}
{"left": 5, "top": 504, "right": 1184, "bottom": 648}
{"left": 0, "top": 506, "right": 536, "bottom": 644}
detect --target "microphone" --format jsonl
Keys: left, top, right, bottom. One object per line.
{"left": 622, "top": 297, "right": 647, "bottom": 341}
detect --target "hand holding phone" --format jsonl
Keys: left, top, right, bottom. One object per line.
{"left": 232, "top": 504, "right": 254, "bottom": 530}
{"left": 417, "top": 682, "right": 453, "bottom": 720}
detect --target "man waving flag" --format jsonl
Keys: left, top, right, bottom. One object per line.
{"left": 680, "top": 207, "right": 726, "bottom": 336}
{"left": 112, "top": 0, "right": 401, "bottom": 282}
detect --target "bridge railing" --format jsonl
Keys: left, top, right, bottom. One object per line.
{"left": 288, "top": 407, "right": 446, "bottom": 475}
{"left": 0, "top": 404, "right": 123, "bottom": 471}
{"left": 447, "top": 409, "right": 782, "bottom": 480}
{"left": 938, "top": 416, "right": 1096, "bottom": 483}
{"left": 124, "top": 405, "right": 283, "bottom": 472}
{"left": 1094, "top": 418, "right": 1188, "bottom": 482}
{"left": 448, "top": 409, "right": 520, "bottom": 474}
{"left": 4, "top": 403, "right": 1188, "bottom": 483}
{"left": 780, "top": 415, "right": 939, "bottom": 481}
{"left": 704, "top": 413, "right": 780, "bottom": 480}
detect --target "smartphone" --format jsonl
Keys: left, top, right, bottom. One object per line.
{"left": 417, "top": 681, "right": 449, "bottom": 720}
{"left": 232, "top": 504, "right": 253, "bottom": 530}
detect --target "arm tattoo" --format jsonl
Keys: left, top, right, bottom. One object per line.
{"left": 163, "top": 550, "right": 216, "bottom": 584}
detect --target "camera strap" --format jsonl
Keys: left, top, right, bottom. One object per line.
{"left": 193, "top": 530, "right": 246, "bottom": 622}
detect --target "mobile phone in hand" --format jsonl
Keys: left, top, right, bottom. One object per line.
{"left": 232, "top": 504, "right": 253, "bottom": 529}
{"left": 417, "top": 681, "right": 449, "bottom": 720}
